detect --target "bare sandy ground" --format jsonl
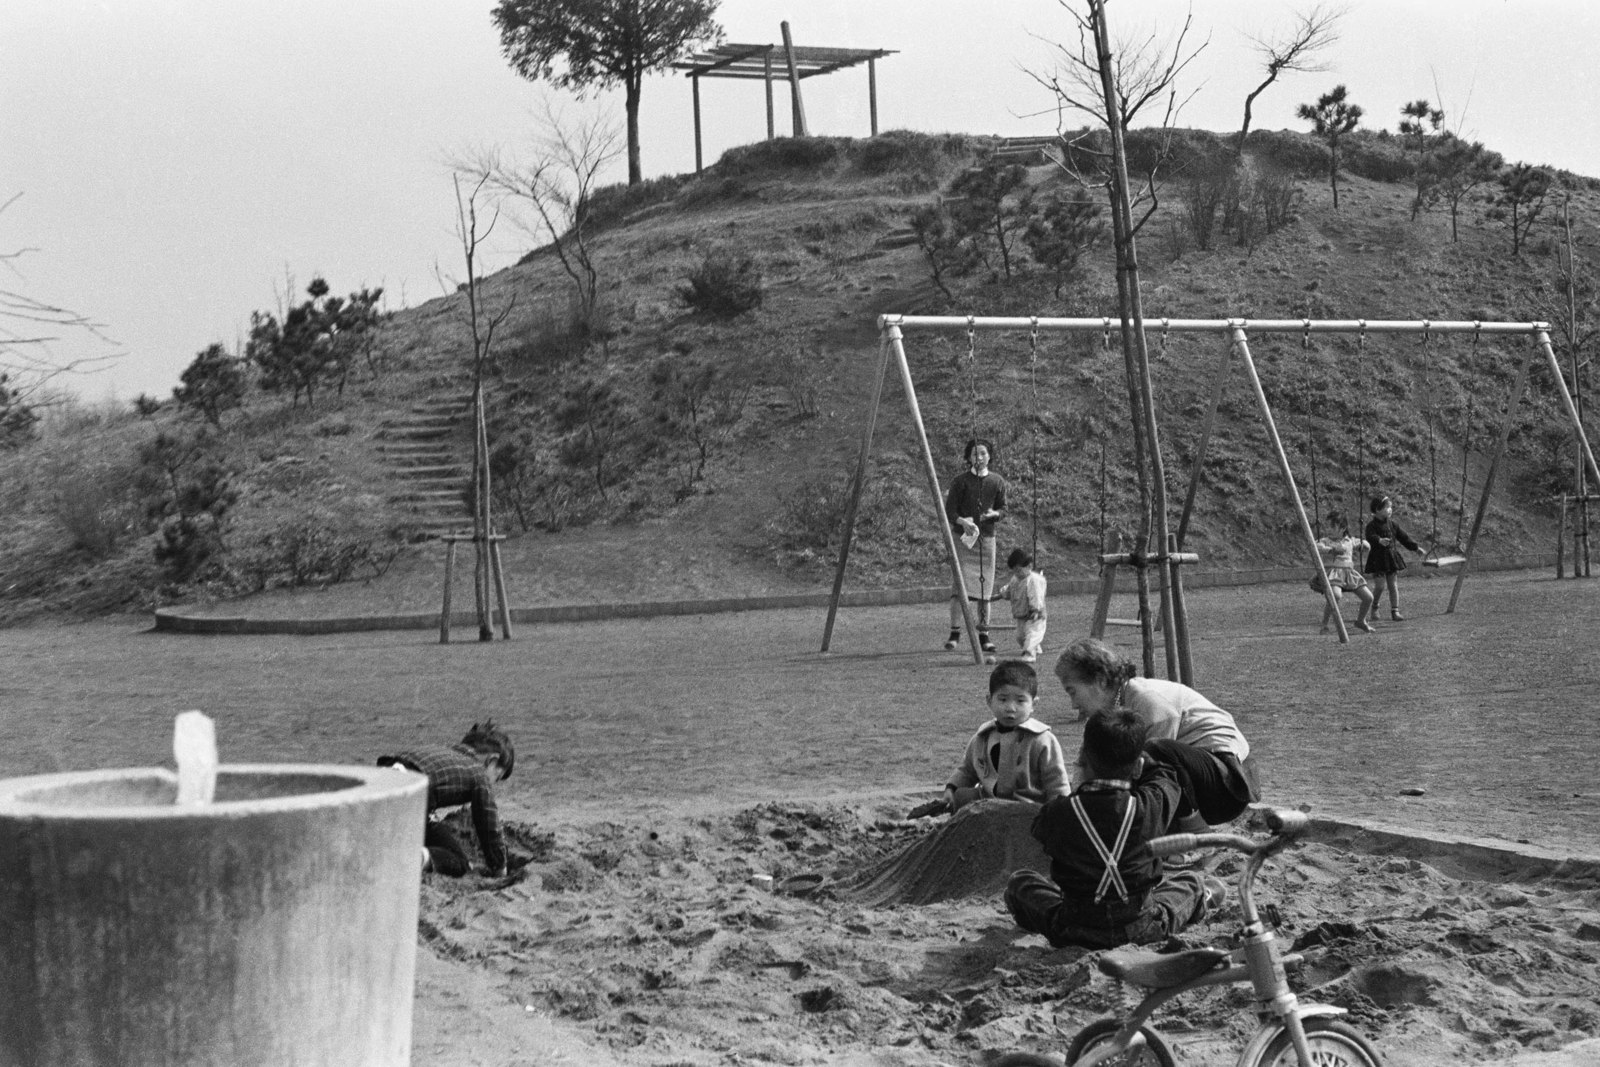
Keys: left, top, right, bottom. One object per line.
{"left": 6, "top": 569, "right": 1599, "bottom": 1064}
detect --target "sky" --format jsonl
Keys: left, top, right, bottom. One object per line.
{"left": 4, "top": 0, "right": 1598, "bottom": 404}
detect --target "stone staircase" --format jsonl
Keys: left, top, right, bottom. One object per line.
{"left": 989, "top": 134, "right": 1065, "bottom": 167}
{"left": 375, "top": 395, "right": 474, "bottom": 537}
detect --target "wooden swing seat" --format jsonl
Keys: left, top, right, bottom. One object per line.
{"left": 1423, "top": 554, "right": 1467, "bottom": 568}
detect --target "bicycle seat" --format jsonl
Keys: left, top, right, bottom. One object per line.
{"left": 1098, "top": 945, "right": 1230, "bottom": 988}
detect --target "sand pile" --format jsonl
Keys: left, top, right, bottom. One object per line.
{"left": 836, "top": 798, "right": 1051, "bottom": 906}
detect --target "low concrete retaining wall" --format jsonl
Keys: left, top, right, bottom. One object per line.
{"left": 153, "top": 552, "right": 1559, "bottom": 636}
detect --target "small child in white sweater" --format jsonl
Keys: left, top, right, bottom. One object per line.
{"left": 995, "top": 548, "right": 1047, "bottom": 662}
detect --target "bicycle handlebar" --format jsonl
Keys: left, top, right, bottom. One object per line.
{"left": 1148, "top": 806, "right": 1310, "bottom": 858}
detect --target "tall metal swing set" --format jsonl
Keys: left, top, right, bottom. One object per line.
{"left": 822, "top": 314, "right": 1600, "bottom": 676}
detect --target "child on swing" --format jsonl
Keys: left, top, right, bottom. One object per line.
{"left": 1316, "top": 509, "right": 1376, "bottom": 633}
{"left": 1004, "top": 709, "right": 1223, "bottom": 949}
{"left": 1363, "top": 494, "right": 1425, "bottom": 621}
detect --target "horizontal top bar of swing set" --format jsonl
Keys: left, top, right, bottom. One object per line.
{"left": 878, "top": 315, "right": 1551, "bottom": 336}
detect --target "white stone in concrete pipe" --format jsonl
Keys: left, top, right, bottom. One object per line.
{"left": 0, "top": 763, "right": 428, "bottom": 1066}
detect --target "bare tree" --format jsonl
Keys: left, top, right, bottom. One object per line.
{"left": 445, "top": 171, "right": 517, "bottom": 641}
{"left": 1031, "top": 0, "right": 1206, "bottom": 677}
{"left": 1235, "top": 4, "right": 1345, "bottom": 157}
{"left": 458, "top": 102, "right": 623, "bottom": 331}
{"left": 2, "top": 192, "right": 120, "bottom": 404}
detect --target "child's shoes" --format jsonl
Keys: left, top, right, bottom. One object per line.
{"left": 944, "top": 630, "right": 960, "bottom": 651}
{"left": 1354, "top": 619, "right": 1374, "bottom": 633}
{"left": 1390, "top": 610, "right": 1405, "bottom": 621}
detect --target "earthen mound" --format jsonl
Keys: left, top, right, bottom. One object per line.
{"left": 836, "top": 798, "right": 1051, "bottom": 906}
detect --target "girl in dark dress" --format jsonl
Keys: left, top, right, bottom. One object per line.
{"left": 1363, "top": 494, "right": 1424, "bottom": 621}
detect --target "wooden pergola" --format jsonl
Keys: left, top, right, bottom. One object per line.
{"left": 670, "top": 22, "right": 895, "bottom": 172}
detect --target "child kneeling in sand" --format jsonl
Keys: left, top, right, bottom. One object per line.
{"left": 1004, "top": 709, "right": 1221, "bottom": 949}
{"left": 939, "top": 661, "right": 1070, "bottom": 813}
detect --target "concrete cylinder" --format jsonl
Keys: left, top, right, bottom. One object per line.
{"left": 0, "top": 763, "right": 428, "bottom": 1067}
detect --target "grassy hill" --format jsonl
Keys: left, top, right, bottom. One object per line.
{"left": 3, "top": 128, "right": 1596, "bottom": 624}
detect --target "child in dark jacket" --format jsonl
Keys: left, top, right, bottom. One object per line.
{"left": 1363, "top": 494, "right": 1424, "bottom": 621}
{"left": 1003, "top": 709, "right": 1220, "bottom": 949}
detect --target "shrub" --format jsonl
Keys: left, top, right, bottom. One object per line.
{"left": 680, "top": 248, "right": 764, "bottom": 317}
{"left": 136, "top": 431, "right": 238, "bottom": 581}
{"left": 495, "top": 293, "right": 613, "bottom": 372}
{"left": 173, "top": 342, "right": 248, "bottom": 426}
{"left": 583, "top": 174, "right": 689, "bottom": 232}
{"left": 233, "top": 517, "right": 401, "bottom": 591}
{"left": 715, "top": 136, "right": 849, "bottom": 176}
{"left": 50, "top": 460, "right": 139, "bottom": 559}
{"left": 1343, "top": 131, "right": 1412, "bottom": 183}
{"left": 852, "top": 130, "right": 973, "bottom": 177}
{"left": 0, "top": 372, "right": 38, "bottom": 449}
{"left": 1244, "top": 129, "right": 1330, "bottom": 178}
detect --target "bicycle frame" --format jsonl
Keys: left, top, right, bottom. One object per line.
{"left": 1072, "top": 812, "right": 1352, "bottom": 1067}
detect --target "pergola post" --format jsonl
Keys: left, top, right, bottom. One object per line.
{"left": 692, "top": 75, "right": 703, "bottom": 173}
{"left": 781, "top": 21, "right": 808, "bottom": 137}
{"left": 764, "top": 54, "right": 774, "bottom": 140}
{"left": 868, "top": 58, "right": 879, "bottom": 136}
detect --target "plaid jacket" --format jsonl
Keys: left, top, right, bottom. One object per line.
{"left": 378, "top": 743, "right": 505, "bottom": 872}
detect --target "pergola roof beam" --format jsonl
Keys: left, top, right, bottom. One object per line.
{"left": 672, "top": 43, "right": 895, "bottom": 79}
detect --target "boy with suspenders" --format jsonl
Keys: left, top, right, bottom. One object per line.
{"left": 1004, "top": 709, "right": 1223, "bottom": 949}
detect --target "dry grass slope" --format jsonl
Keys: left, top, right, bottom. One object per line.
{"left": 3, "top": 128, "right": 1595, "bottom": 623}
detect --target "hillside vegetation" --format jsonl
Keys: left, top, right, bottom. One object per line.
{"left": 2, "top": 127, "right": 1596, "bottom": 624}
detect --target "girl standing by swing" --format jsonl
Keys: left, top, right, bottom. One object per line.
{"left": 1363, "top": 494, "right": 1424, "bottom": 621}
{"left": 1316, "top": 510, "right": 1376, "bottom": 633}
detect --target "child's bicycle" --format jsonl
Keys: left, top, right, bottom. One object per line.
{"left": 996, "top": 806, "right": 1383, "bottom": 1067}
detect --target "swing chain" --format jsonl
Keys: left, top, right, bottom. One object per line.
{"left": 1301, "top": 318, "right": 1312, "bottom": 351}
{"left": 1159, "top": 318, "right": 1170, "bottom": 359}
{"left": 1102, "top": 317, "right": 1111, "bottom": 352}
{"left": 1421, "top": 323, "right": 1442, "bottom": 543}
{"left": 966, "top": 316, "right": 979, "bottom": 437}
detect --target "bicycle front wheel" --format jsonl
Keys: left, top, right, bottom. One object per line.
{"left": 1250, "top": 1018, "right": 1384, "bottom": 1067}
{"left": 1066, "top": 1017, "right": 1177, "bottom": 1067}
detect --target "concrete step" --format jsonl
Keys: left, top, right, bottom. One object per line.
{"left": 377, "top": 423, "right": 457, "bottom": 440}
{"left": 392, "top": 488, "right": 466, "bottom": 505}
{"left": 408, "top": 405, "right": 472, "bottom": 420}
{"left": 393, "top": 477, "right": 468, "bottom": 491}
{"left": 875, "top": 229, "right": 919, "bottom": 250}
{"left": 375, "top": 440, "right": 455, "bottom": 454}
{"left": 390, "top": 464, "right": 468, "bottom": 480}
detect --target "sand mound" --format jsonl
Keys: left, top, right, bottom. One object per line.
{"left": 836, "top": 798, "right": 1051, "bottom": 906}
